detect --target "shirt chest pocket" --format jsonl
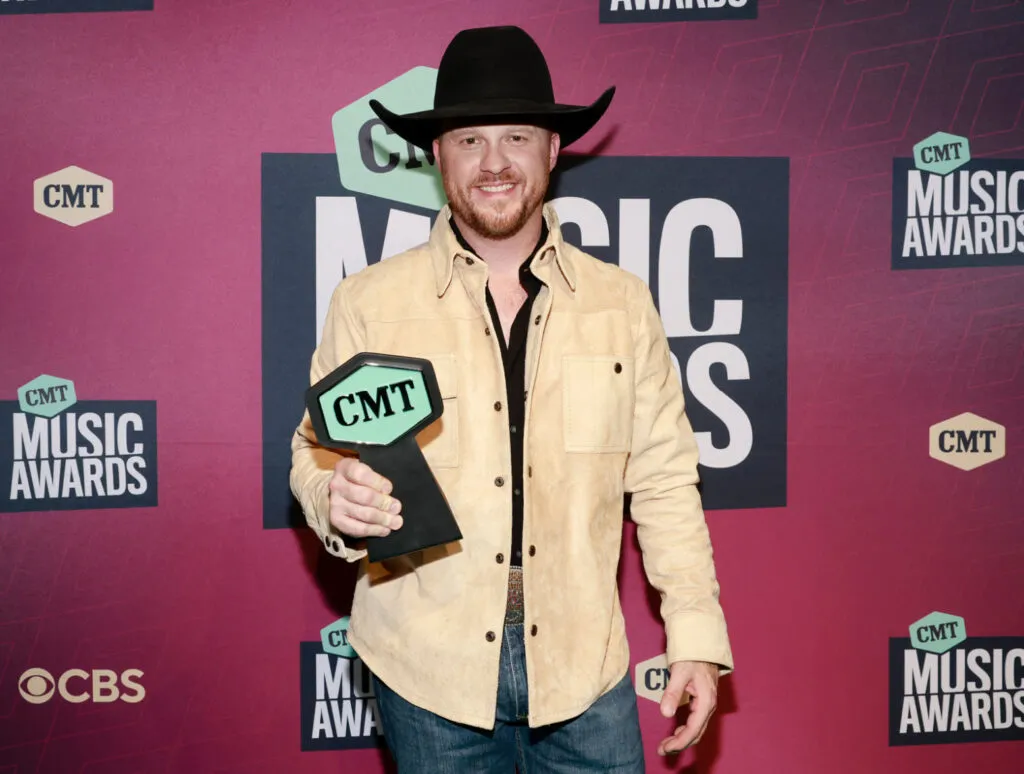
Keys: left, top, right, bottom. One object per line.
{"left": 562, "top": 355, "right": 635, "bottom": 453}
{"left": 415, "top": 354, "right": 460, "bottom": 468}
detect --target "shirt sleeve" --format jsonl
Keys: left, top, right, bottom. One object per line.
{"left": 623, "top": 278, "right": 734, "bottom": 674}
{"left": 289, "top": 280, "right": 368, "bottom": 563}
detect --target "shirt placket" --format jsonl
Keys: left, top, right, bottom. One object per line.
{"left": 453, "top": 254, "right": 517, "bottom": 641}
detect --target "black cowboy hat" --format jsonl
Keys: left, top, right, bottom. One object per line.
{"left": 369, "top": 26, "right": 615, "bottom": 152}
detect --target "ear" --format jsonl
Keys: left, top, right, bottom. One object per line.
{"left": 548, "top": 131, "right": 561, "bottom": 172}
{"left": 432, "top": 138, "right": 442, "bottom": 171}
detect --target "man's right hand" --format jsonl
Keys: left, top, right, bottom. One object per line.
{"left": 328, "top": 458, "right": 403, "bottom": 538}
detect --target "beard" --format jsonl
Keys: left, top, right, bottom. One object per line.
{"left": 444, "top": 169, "right": 549, "bottom": 240}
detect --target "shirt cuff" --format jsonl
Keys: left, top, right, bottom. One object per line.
{"left": 665, "top": 611, "right": 735, "bottom": 675}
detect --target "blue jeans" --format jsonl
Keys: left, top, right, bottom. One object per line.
{"left": 371, "top": 623, "right": 645, "bottom": 773}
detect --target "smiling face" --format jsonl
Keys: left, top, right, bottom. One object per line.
{"left": 433, "top": 124, "right": 560, "bottom": 240}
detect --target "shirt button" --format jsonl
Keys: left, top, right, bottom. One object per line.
{"left": 496, "top": 553, "right": 504, "bottom": 564}
{"left": 494, "top": 401, "right": 502, "bottom": 411}
{"left": 534, "top": 314, "right": 541, "bottom": 325}
{"left": 484, "top": 326, "right": 491, "bottom": 336}
{"left": 514, "top": 488, "right": 521, "bottom": 497}
{"left": 530, "top": 625, "right": 538, "bottom": 637}
{"left": 614, "top": 362, "right": 623, "bottom": 373}
{"left": 486, "top": 631, "right": 496, "bottom": 642}
{"left": 495, "top": 476, "right": 505, "bottom": 487}
{"left": 510, "top": 425, "right": 517, "bottom": 434}
{"left": 529, "top": 545, "right": 536, "bottom": 557}
{"left": 466, "top": 257, "right": 475, "bottom": 265}
{"left": 528, "top": 466, "right": 533, "bottom": 477}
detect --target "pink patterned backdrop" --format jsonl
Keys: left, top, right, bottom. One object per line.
{"left": 1, "top": 1, "right": 1022, "bottom": 772}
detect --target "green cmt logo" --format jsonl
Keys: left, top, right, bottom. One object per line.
{"left": 18, "top": 375, "right": 76, "bottom": 418}
{"left": 913, "top": 132, "right": 970, "bottom": 176}
{"left": 909, "top": 612, "right": 966, "bottom": 654}
{"left": 332, "top": 67, "right": 445, "bottom": 210}
{"left": 306, "top": 354, "right": 443, "bottom": 450}
{"left": 317, "top": 365, "right": 432, "bottom": 446}
{"left": 321, "top": 616, "right": 356, "bottom": 659}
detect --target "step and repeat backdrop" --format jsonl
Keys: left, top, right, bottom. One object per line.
{"left": 1, "top": 1, "right": 1022, "bottom": 772}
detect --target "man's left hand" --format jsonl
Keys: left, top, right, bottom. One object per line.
{"left": 656, "top": 660, "right": 719, "bottom": 757}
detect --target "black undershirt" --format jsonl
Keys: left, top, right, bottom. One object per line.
{"left": 450, "top": 218, "right": 546, "bottom": 567}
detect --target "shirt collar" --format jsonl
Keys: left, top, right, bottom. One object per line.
{"left": 429, "top": 203, "right": 578, "bottom": 297}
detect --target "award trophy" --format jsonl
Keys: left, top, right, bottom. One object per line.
{"left": 305, "top": 353, "right": 463, "bottom": 563}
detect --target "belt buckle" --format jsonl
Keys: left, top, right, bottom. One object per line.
{"left": 504, "top": 566, "right": 524, "bottom": 626}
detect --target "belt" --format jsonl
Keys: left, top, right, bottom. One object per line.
{"left": 504, "top": 565, "right": 524, "bottom": 625}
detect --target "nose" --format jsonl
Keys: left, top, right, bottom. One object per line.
{"left": 480, "top": 141, "right": 511, "bottom": 176}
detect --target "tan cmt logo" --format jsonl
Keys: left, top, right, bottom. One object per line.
{"left": 929, "top": 412, "right": 1005, "bottom": 471}
{"left": 634, "top": 653, "right": 670, "bottom": 704}
{"left": 34, "top": 166, "right": 113, "bottom": 226}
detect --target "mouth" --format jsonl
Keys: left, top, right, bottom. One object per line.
{"left": 475, "top": 182, "right": 517, "bottom": 196}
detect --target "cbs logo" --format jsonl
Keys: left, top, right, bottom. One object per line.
{"left": 18, "top": 668, "right": 145, "bottom": 704}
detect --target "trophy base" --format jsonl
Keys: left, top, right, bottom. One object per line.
{"left": 360, "top": 438, "right": 462, "bottom": 563}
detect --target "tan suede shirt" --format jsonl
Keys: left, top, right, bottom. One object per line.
{"left": 290, "top": 204, "right": 733, "bottom": 730}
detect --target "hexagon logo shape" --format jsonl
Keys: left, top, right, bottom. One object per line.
{"left": 331, "top": 66, "right": 445, "bottom": 210}
{"left": 17, "top": 375, "right": 77, "bottom": 418}
{"left": 913, "top": 132, "right": 970, "bottom": 176}
{"left": 909, "top": 612, "right": 966, "bottom": 654}
{"left": 929, "top": 412, "right": 1005, "bottom": 471}
{"left": 33, "top": 166, "right": 113, "bottom": 226}
{"left": 634, "top": 653, "right": 670, "bottom": 704}
{"left": 306, "top": 353, "right": 442, "bottom": 449}
{"left": 321, "top": 616, "right": 356, "bottom": 658}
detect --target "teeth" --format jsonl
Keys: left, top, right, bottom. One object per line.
{"left": 480, "top": 183, "right": 514, "bottom": 192}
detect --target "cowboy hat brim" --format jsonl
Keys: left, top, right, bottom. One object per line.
{"left": 368, "top": 87, "right": 615, "bottom": 152}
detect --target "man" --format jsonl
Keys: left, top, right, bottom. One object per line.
{"left": 290, "top": 25, "right": 733, "bottom": 773}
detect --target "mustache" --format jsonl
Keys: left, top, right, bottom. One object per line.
{"left": 472, "top": 174, "right": 521, "bottom": 187}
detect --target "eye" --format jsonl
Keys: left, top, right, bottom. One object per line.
{"left": 459, "top": 136, "right": 479, "bottom": 146}
{"left": 19, "top": 668, "right": 55, "bottom": 703}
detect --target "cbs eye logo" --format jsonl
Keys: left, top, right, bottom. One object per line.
{"left": 18, "top": 668, "right": 145, "bottom": 704}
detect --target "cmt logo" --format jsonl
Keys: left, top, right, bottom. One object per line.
{"left": 929, "top": 413, "right": 1006, "bottom": 471}
{"left": 634, "top": 653, "right": 671, "bottom": 704}
{"left": 910, "top": 612, "right": 967, "bottom": 655}
{"left": 331, "top": 66, "right": 442, "bottom": 211}
{"left": 33, "top": 166, "right": 113, "bottom": 226}
{"left": 913, "top": 131, "right": 970, "bottom": 176}
{"left": 18, "top": 668, "right": 145, "bottom": 704}
{"left": 17, "top": 375, "right": 76, "bottom": 418}
{"left": 332, "top": 381, "right": 418, "bottom": 426}
{"left": 321, "top": 616, "right": 356, "bottom": 658}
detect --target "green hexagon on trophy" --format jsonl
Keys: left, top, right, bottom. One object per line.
{"left": 305, "top": 352, "right": 462, "bottom": 563}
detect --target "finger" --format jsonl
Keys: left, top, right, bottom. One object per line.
{"left": 330, "top": 490, "right": 401, "bottom": 527}
{"left": 345, "top": 460, "right": 393, "bottom": 494}
{"left": 659, "top": 683, "right": 716, "bottom": 755}
{"left": 658, "top": 712, "right": 696, "bottom": 756}
{"left": 348, "top": 483, "right": 403, "bottom": 516}
{"left": 657, "top": 724, "right": 689, "bottom": 757}
{"left": 659, "top": 669, "right": 693, "bottom": 718}
{"left": 329, "top": 511, "right": 392, "bottom": 539}
{"left": 659, "top": 705, "right": 714, "bottom": 755}
{"left": 329, "top": 474, "right": 402, "bottom": 525}
{"left": 330, "top": 494, "right": 402, "bottom": 534}
{"left": 660, "top": 711, "right": 702, "bottom": 755}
